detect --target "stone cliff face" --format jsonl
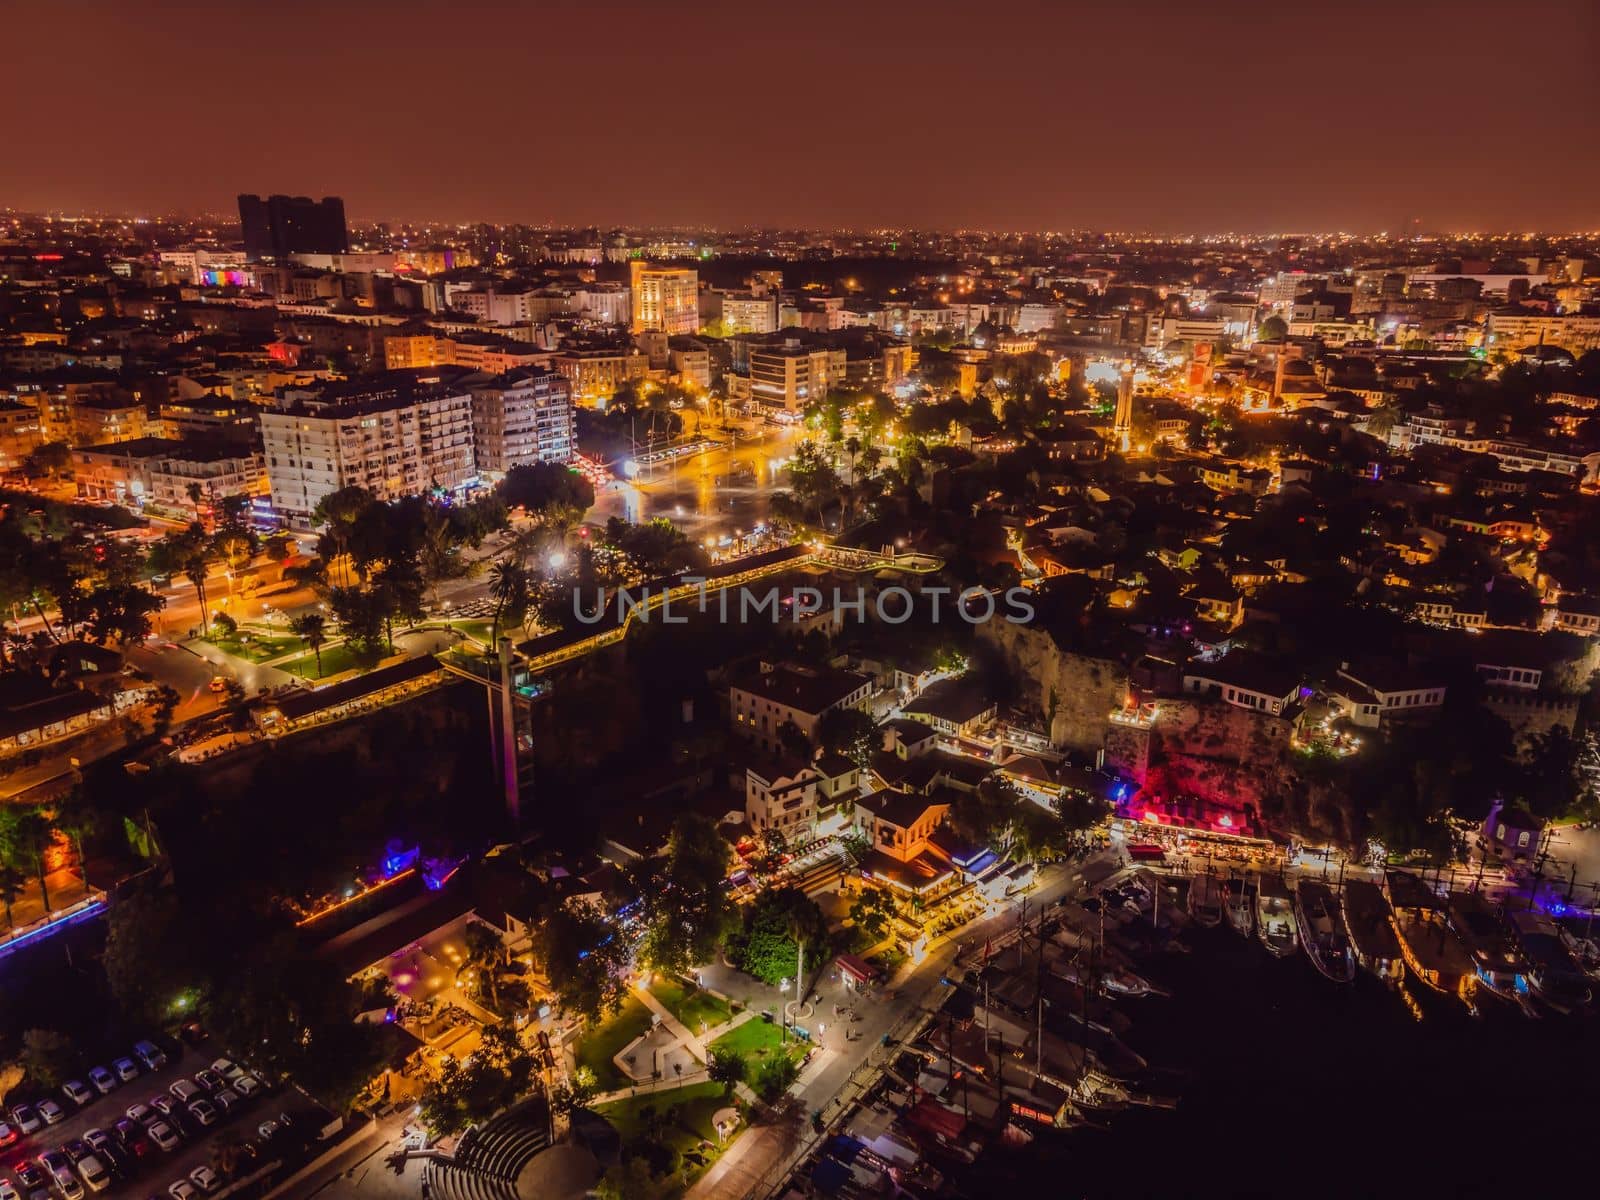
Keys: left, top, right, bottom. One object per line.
{"left": 983, "top": 623, "right": 1369, "bottom": 847}
{"left": 979, "top": 620, "right": 1128, "bottom": 753}
{"left": 1142, "top": 699, "right": 1357, "bottom": 845}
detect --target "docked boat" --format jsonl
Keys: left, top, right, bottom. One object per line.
{"left": 1224, "top": 877, "right": 1255, "bottom": 938}
{"left": 1557, "top": 926, "right": 1600, "bottom": 976}
{"left": 1342, "top": 878, "right": 1404, "bottom": 983}
{"left": 1504, "top": 907, "right": 1590, "bottom": 1013}
{"left": 1293, "top": 879, "right": 1355, "bottom": 983}
{"left": 1189, "top": 874, "right": 1223, "bottom": 928}
{"left": 1255, "top": 875, "right": 1299, "bottom": 958}
{"left": 1384, "top": 871, "right": 1476, "bottom": 1006}
{"left": 1446, "top": 891, "right": 1534, "bottom": 1013}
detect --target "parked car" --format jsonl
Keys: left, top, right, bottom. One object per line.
{"left": 132, "top": 1042, "right": 166, "bottom": 1072}
{"left": 8, "top": 1107, "right": 40, "bottom": 1136}
{"left": 87, "top": 1068, "right": 117, "bottom": 1096}
{"left": 37, "top": 1152, "right": 82, "bottom": 1200}
{"left": 149, "top": 1097, "right": 179, "bottom": 1125}
{"left": 167, "top": 1182, "right": 195, "bottom": 1200}
{"left": 212, "top": 1090, "right": 239, "bottom": 1117}
{"left": 0, "top": 1124, "right": 14, "bottom": 1149}
{"left": 255, "top": 1119, "right": 283, "bottom": 1142}
{"left": 111, "top": 1059, "right": 140, "bottom": 1084}
{"left": 146, "top": 1123, "right": 180, "bottom": 1154}
{"left": 60, "top": 1141, "right": 89, "bottom": 1165}
{"left": 62, "top": 1081, "right": 95, "bottom": 1108}
{"left": 36, "top": 1101, "right": 65, "bottom": 1127}
{"left": 0, "top": 1174, "right": 17, "bottom": 1200}
{"left": 11, "top": 1163, "right": 44, "bottom": 1191}
{"left": 207, "top": 1059, "right": 239, "bottom": 1081}
{"left": 186, "top": 1101, "right": 216, "bottom": 1129}
{"left": 167, "top": 1081, "right": 200, "bottom": 1106}
{"left": 112, "top": 1119, "right": 150, "bottom": 1159}
{"left": 187, "top": 1166, "right": 219, "bottom": 1194}
{"left": 231, "top": 1074, "right": 261, "bottom": 1099}
{"left": 124, "top": 1103, "right": 153, "bottom": 1126}
{"left": 75, "top": 1156, "right": 110, "bottom": 1194}
{"left": 192, "top": 1071, "right": 222, "bottom": 1095}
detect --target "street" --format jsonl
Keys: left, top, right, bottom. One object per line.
{"left": 686, "top": 853, "right": 1107, "bottom": 1200}
{"left": 590, "top": 422, "right": 804, "bottom": 546}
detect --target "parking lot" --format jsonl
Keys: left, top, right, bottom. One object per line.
{"left": 3, "top": 1031, "right": 323, "bottom": 1200}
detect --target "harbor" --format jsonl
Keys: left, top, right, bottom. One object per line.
{"left": 778, "top": 846, "right": 1600, "bottom": 1199}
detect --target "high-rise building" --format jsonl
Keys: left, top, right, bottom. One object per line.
{"left": 465, "top": 368, "right": 574, "bottom": 475}
{"left": 260, "top": 371, "right": 475, "bottom": 523}
{"left": 237, "top": 194, "right": 350, "bottom": 261}
{"left": 630, "top": 262, "right": 699, "bottom": 335}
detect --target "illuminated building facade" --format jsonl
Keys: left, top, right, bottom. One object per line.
{"left": 630, "top": 262, "right": 699, "bottom": 335}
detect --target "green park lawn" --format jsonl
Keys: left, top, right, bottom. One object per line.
{"left": 449, "top": 618, "right": 497, "bottom": 644}
{"left": 277, "top": 641, "right": 366, "bottom": 681}
{"left": 596, "top": 1081, "right": 736, "bottom": 1194}
{"left": 574, "top": 994, "right": 656, "bottom": 1092}
{"left": 209, "top": 630, "right": 305, "bottom": 664}
{"left": 707, "top": 1016, "right": 803, "bottom": 1066}
{"left": 647, "top": 976, "right": 732, "bottom": 1035}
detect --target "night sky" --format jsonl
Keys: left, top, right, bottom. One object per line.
{"left": 2, "top": 0, "right": 1596, "bottom": 232}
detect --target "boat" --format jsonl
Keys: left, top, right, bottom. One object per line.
{"left": 1189, "top": 874, "right": 1223, "bottom": 928}
{"left": 1505, "top": 907, "right": 1591, "bottom": 1013}
{"left": 1446, "top": 891, "right": 1536, "bottom": 1014}
{"left": 1383, "top": 871, "right": 1477, "bottom": 1007}
{"left": 1224, "top": 877, "right": 1255, "bottom": 938}
{"left": 1341, "top": 878, "right": 1404, "bottom": 983}
{"left": 1255, "top": 875, "right": 1298, "bottom": 957}
{"left": 1293, "top": 879, "right": 1355, "bottom": 983}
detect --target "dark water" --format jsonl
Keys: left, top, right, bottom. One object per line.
{"left": 960, "top": 926, "right": 1600, "bottom": 1199}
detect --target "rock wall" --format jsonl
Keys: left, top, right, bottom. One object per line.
{"left": 1485, "top": 691, "right": 1583, "bottom": 759}
{"left": 979, "top": 620, "right": 1128, "bottom": 753}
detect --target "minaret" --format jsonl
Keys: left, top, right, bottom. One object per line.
{"left": 1113, "top": 362, "right": 1135, "bottom": 453}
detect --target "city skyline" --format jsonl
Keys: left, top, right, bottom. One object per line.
{"left": 2, "top": 0, "right": 1596, "bottom": 233}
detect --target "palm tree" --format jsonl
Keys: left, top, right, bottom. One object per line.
{"left": 843, "top": 436, "right": 861, "bottom": 485}
{"left": 150, "top": 523, "right": 215, "bottom": 636}
{"left": 487, "top": 559, "right": 528, "bottom": 646}
{"left": 290, "top": 612, "right": 328, "bottom": 678}
{"left": 505, "top": 526, "right": 542, "bottom": 569}
{"left": 311, "top": 487, "right": 373, "bottom": 587}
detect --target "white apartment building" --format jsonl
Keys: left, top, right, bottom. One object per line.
{"left": 630, "top": 263, "right": 699, "bottom": 335}
{"left": 73, "top": 437, "right": 266, "bottom": 519}
{"left": 1485, "top": 313, "right": 1600, "bottom": 355}
{"left": 1146, "top": 316, "right": 1229, "bottom": 349}
{"left": 721, "top": 292, "right": 779, "bottom": 334}
{"left": 465, "top": 368, "right": 574, "bottom": 475}
{"left": 261, "top": 373, "right": 476, "bottom": 523}
{"left": 572, "top": 284, "right": 631, "bottom": 326}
